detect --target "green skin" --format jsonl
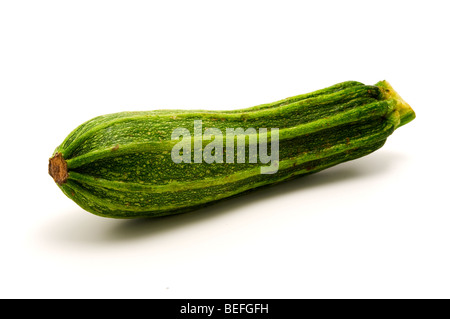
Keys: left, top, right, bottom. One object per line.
{"left": 49, "top": 80, "right": 415, "bottom": 218}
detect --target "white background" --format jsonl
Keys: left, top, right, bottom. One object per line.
{"left": 1, "top": 0, "right": 449, "bottom": 299}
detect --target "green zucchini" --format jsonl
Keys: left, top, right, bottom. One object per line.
{"left": 49, "top": 80, "right": 415, "bottom": 218}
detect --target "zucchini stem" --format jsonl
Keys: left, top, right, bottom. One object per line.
{"left": 376, "top": 80, "right": 416, "bottom": 128}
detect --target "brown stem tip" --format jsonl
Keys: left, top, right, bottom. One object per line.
{"left": 49, "top": 152, "right": 68, "bottom": 185}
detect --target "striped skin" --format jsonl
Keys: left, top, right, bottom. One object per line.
{"left": 50, "top": 80, "right": 415, "bottom": 218}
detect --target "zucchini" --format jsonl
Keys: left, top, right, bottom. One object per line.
{"left": 49, "top": 80, "right": 415, "bottom": 218}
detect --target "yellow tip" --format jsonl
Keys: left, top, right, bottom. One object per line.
{"left": 375, "top": 80, "right": 416, "bottom": 128}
